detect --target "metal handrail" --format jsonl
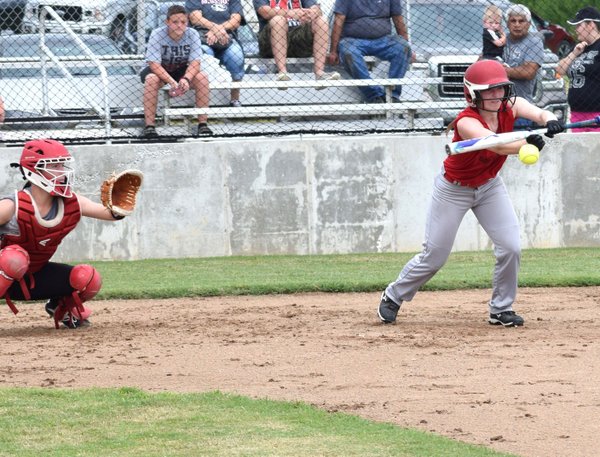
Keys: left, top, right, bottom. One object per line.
{"left": 39, "top": 5, "right": 112, "bottom": 139}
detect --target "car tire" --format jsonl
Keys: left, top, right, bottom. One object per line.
{"left": 556, "top": 40, "right": 574, "bottom": 59}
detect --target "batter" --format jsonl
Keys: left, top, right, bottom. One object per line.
{"left": 378, "top": 59, "right": 564, "bottom": 327}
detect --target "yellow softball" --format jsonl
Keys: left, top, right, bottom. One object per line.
{"left": 519, "top": 144, "right": 539, "bottom": 165}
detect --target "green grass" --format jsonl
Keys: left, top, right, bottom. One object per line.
{"left": 0, "top": 388, "right": 517, "bottom": 457}
{"left": 91, "top": 248, "right": 600, "bottom": 300}
{"left": 10, "top": 248, "right": 597, "bottom": 457}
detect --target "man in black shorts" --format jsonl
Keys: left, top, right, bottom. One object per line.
{"left": 253, "top": 0, "right": 339, "bottom": 85}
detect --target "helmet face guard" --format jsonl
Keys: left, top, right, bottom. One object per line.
{"left": 465, "top": 81, "right": 516, "bottom": 111}
{"left": 28, "top": 157, "right": 75, "bottom": 197}
{"left": 18, "top": 139, "right": 75, "bottom": 197}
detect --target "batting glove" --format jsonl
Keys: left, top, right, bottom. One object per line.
{"left": 544, "top": 120, "right": 564, "bottom": 138}
{"left": 526, "top": 134, "right": 545, "bottom": 151}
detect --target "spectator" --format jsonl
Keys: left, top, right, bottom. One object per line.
{"left": 327, "top": 0, "right": 411, "bottom": 104}
{"left": 186, "top": 0, "right": 246, "bottom": 107}
{"left": 140, "top": 5, "right": 212, "bottom": 138}
{"left": 502, "top": 4, "right": 544, "bottom": 129}
{"left": 557, "top": 6, "right": 600, "bottom": 132}
{"left": 482, "top": 5, "right": 506, "bottom": 60}
{"left": 253, "top": 0, "right": 340, "bottom": 85}
{"left": 0, "top": 96, "right": 4, "bottom": 124}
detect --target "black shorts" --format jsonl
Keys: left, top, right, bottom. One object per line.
{"left": 8, "top": 262, "right": 75, "bottom": 301}
{"left": 258, "top": 23, "right": 314, "bottom": 58}
{"left": 139, "top": 65, "right": 188, "bottom": 84}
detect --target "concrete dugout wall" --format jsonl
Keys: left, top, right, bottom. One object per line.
{"left": 1, "top": 133, "right": 598, "bottom": 262}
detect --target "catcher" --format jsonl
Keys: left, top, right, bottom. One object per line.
{"left": 0, "top": 139, "right": 143, "bottom": 329}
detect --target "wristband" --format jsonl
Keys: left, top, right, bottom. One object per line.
{"left": 181, "top": 76, "right": 191, "bottom": 84}
{"left": 111, "top": 211, "right": 125, "bottom": 220}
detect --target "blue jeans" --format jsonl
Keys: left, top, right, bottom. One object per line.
{"left": 338, "top": 35, "right": 411, "bottom": 102}
{"left": 202, "top": 40, "right": 245, "bottom": 81}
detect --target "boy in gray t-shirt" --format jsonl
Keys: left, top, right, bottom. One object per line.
{"left": 144, "top": 27, "right": 203, "bottom": 73}
{"left": 140, "top": 5, "right": 212, "bottom": 138}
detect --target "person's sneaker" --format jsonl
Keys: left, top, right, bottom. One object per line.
{"left": 315, "top": 71, "right": 341, "bottom": 90}
{"left": 45, "top": 299, "right": 91, "bottom": 329}
{"left": 230, "top": 99, "right": 242, "bottom": 107}
{"left": 142, "top": 125, "right": 159, "bottom": 139}
{"left": 45, "top": 298, "right": 58, "bottom": 317}
{"left": 489, "top": 311, "right": 524, "bottom": 327}
{"left": 195, "top": 123, "right": 213, "bottom": 136}
{"left": 378, "top": 291, "right": 401, "bottom": 324}
{"left": 276, "top": 72, "right": 291, "bottom": 90}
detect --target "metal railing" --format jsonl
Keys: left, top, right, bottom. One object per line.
{"left": 39, "top": 5, "right": 112, "bottom": 138}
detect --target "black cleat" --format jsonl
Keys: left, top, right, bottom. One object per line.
{"left": 378, "top": 292, "right": 400, "bottom": 324}
{"left": 45, "top": 299, "right": 90, "bottom": 329}
{"left": 142, "top": 125, "right": 159, "bottom": 139}
{"left": 489, "top": 311, "right": 524, "bottom": 327}
{"left": 195, "top": 123, "right": 213, "bottom": 136}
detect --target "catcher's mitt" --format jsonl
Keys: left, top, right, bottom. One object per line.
{"left": 100, "top": 169, "right": 144, "bottom": 217}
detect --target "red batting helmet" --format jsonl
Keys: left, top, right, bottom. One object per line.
{"left": 464, "top": 60, "right": 515, "bottom": 109}
{"left": 17, "top": 139, "right": 74, "bottom": 197}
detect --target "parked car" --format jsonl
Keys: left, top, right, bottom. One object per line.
{"left": 0, "top": 33, "right": 142, "bottom": 125}
{"left": 20, "top": 0, "right": 135, "bottom": 43}
{"left": 530, "top": 10, "right": 575, "bottom": 59}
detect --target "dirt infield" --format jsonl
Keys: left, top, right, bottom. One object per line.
{"left": 1, "top": 287, "right": 598, "bottom": 457}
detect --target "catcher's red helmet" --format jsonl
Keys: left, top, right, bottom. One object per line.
{"left": 464, "top": 60, "right": 515, "bottom": 109}
{"left": 17, "top": 139, "right": 74, "bottom": 197}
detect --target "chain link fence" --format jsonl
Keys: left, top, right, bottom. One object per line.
{"left": 0, "top": 0, "right": 578, "bottom": 145}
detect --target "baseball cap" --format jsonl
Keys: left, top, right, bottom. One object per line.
{"left": 567, "top": 6, "right": 600, "bottom": 25}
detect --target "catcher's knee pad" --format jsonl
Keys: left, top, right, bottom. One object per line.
{"left": 0, "top": 245, "right": 31, "bottom": 314}
{"left": 50, "top": 264, "right": 101, "bottom": 328}
{"left": 70, "top": 264, "right": 102, "bottom": 302}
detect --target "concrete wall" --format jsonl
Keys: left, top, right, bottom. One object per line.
{"left": 1, "top": 133, "right": 599, "bottom": 262}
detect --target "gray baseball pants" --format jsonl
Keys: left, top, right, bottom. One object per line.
{"left": 385, "top": 172, "right": 520, "bottom": 314}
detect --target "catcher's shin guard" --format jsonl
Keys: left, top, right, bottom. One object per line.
{"left": 51, "top": 264, "right": 102, "bottom": 329}
{"left": 0, "top": 245, "right": 31, "bottom": 314}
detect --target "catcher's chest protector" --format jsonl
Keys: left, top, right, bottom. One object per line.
{"left": 0, "top": 191, "right": 81, "bottom": 273}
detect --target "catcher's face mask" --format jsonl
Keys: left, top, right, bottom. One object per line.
{"left": 32, "top": 158, "right": 75, "bottom": 198}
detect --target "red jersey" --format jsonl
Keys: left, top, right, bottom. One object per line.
{"left": 1, "top": 190, "right": 81, "bottom": 273}
{"left": 444, "top": 104, "right": 515, "bottom": 187}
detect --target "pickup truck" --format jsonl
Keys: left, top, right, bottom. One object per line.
{"left": 20, "top": 0, "right": 134, "bottom": 43}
